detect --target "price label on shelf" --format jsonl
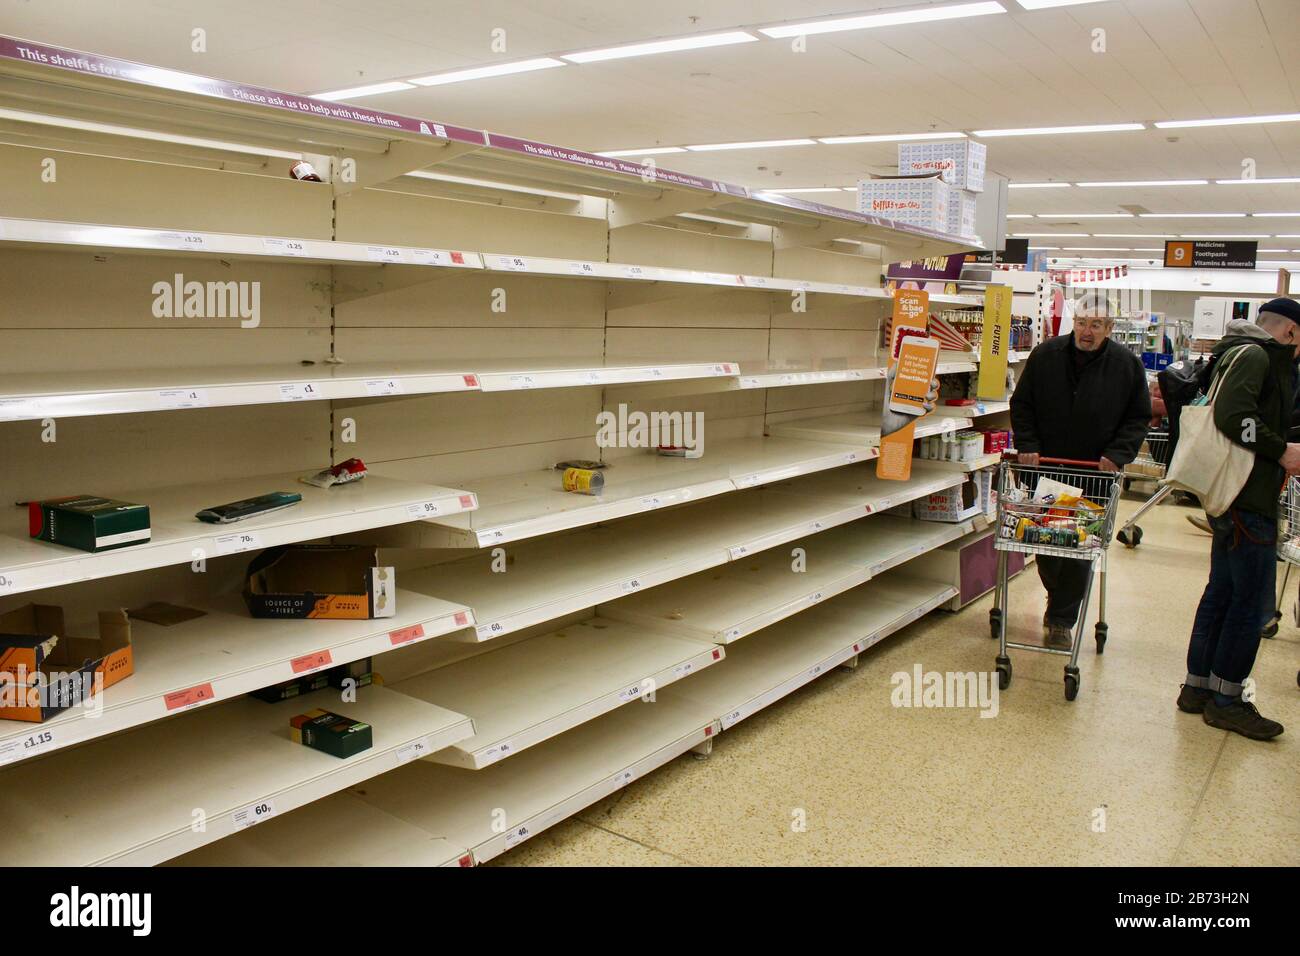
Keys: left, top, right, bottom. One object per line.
{"left": 0, "top": 728, "right": 56, "bottom": 766}
{"left": 290, "top": 649, "right": 333, "bottom": 675}
{"left": 0, "top": 399, "right": 34, "bottom": 421}
{"left": 742, "top": 275, "right": 768, "bottom": 287}
{"left": 876, "top": 497, "right": 894, "bottom": 512}
{"left": 724, "top": 626, "right": 743, "bottom": 641}
{"left": 639, "top": 495, "right": 664, "bottom": 510}
{"left": 480, "top": 528, "right": 507, "bottom": 543}
{"left": 504, "top": 824, "right": 531, "bottom": 846}
{"left": 850, "top": 370, "right": 866, "bottom": 380}
{"left": 508, "top": 374, "right": 537, "bottom": 389}
{"left": 844, "top": 453, "right": 859, "bottom": 464}
{"left": 622, "top": 265, "right": 646, "bottom": 279}
{"left": 366, "top": 245, "right": 405, "bottom": 263}
{"left": 673, "top": 661, "right": 694, "bottom": 678}
{"left": 406, "top": 501, "right": 441, "bottom": 519}
{"left": 476, "top": 621, "right": 506, "bottom": 640}
{"left": 609, "top": 767, "right": 636, "bottom": 789}
{"left": 739, "top": 377, "right": 760, "bottom": 389}
{"left": 365, "top": 379, "right": 403, "bottom": 396}
{"left": 389, "top": 623, "right": 426, "bottom": 646}
{"left": 0, "top": 572, "right": 17, "bottom": 593}
{"left": 807, "top": 520, "right": 826, "bottom": 533}
{"left": 159, "top": 231, "right": 206, "bottom": 249}
{"left": 232, "top": 799, "right": 278, "bottom": 830}
{"left": 568, "top": 261, "right": 597, "bottom": 276}
{"left": 396, "top": 736, "right": 433, "bottom": 765}
{"left": 621, "top": 578, "right": 644, "bottom": 594}
{"left": 411, "top": 249, "right": 446, "bottom": 266}
{"left": 481, "top": 740, "right": 514, "bottom": 764}
{"left": 805, "top": 591, "right": 825, "bottom": 606}
{"left": 262, "top": 237, "right": 308, "bottom": 257}
{"left": 453, "top": 611, "right": 470, "bottom": 626}
{"left": 976, "top": 402, "right": 987, "bottom": 414}
{"left": 278, "top": 382, "right": 320, "bottom": 402}
{"left": 495, "top": 255, "right": 529, "bottom": 272}
{"left": 728, "top": 544, "right": 751, "bottom": 560}
{"left": 457, "top": 495, "right": 477, "bottom": 511}
{"left": 721, "top": 708, "right": 744, "bottom": 730}
{"left": 214, "top": 532, "right": 262, "bottom": 556}
{"left": 616, "top": 683, "right": 644, "bottom": 703}
{"left": 164, "top": 682, "right": 215, "bottom": 712}
{"left": 585, "top": 371, "right": 602, "bottom": 384}
{"left": 157, "top": 388, "right": 210, "bottom": 409}
{"left": 807, "top": 662, "right": 825, "bottom": 679}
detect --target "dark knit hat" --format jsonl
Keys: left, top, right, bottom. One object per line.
{"left": 1259, "top": 297, "right": 1300, "bottom": 327}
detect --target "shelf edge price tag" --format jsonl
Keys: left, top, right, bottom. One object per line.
{"left": 568, "top": 260, "right": 596, "bottom": 276}
{"left": 497, "top": 255, "right": 528, "bottom": 272}
{"left": 482, "top": 740, "right": 514, "bottom": 764}
{"left": 262, "top": 237, "right": 308, "bottom": 257}
{"left": 504, "top": 823, "right": 531, "bottom": 846}
{"left": 396, "top": 736, "right": 433, "bottom": 765}
{"left": 164, "top": 682, "right": 215, "bottom": 712}
{"left": 722, "top": 708, "right": 743, "bottom": 729}
{"left": 278, "top": 382, "right": 320, "bottom": 402}
{"left": 476, "top": 621, "right": 505, "bottom": 640}
{"left": 0, "top": 728, "right": 56, "bottom": 766}
{"left": 365, "top": 379, "right": 403, "bottom": 396}
{"left": 160, "top": 231, "right": 205, "bottom": 249}
{"left": 232, "top": 799, "right": 277, "bottom": 830}
{"left": 412, "top": 249, "right": 446, "bottom": 266}
{"left": 673, "top": 661, "right": 694, "bottom": 678}
{"left": 290, "top": 649, "right": 333, "bottom": 675}
{"left": 609, "top": 767, "right": 636, "bottom": 789}
{"left": 0, "top": 572, "right": 17, "bottom": 593}
{"left": 616, "top": 683, "right": 644, "bottom": 703}
{"left": 214, "top": 531, "right": 262, "bottom": 556}
{"left": 621, "top": 578, "right": 643, "bottom": 594}
{"left": 406, "top": 500, "right": 441, "bottom": 519}
{"left": 367, "top": 245, "right": 405, "bottom": 263}
{"left": 389, "top": 623, "right": 426, "bottom": 646}
{"left": 157, "top": 388, "right": 210, "bottom": 409}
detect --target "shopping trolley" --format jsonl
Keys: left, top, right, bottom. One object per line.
{"left": 1115, "top": 429, "right": 1171, "bottom": 548}
{"left": 1268, "top": 477, "right": 1300, "bottom": 646}
{"left": 988, "top": 456, "right": 1124, "bottom": 701}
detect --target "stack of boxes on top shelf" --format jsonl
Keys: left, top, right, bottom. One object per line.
{"left": 856, "top": 140, "right": 986, "bottom": 240}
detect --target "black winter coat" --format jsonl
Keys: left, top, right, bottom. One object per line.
{"left": 1010, "top": 335, "right": 1152, "bottom": 467}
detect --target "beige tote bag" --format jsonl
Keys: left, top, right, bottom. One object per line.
{"left": 1162, "top": 345, "right": 1258, "bottom": 517}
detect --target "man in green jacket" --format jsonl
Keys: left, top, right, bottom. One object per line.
{"left": 1178, "top": 299, "right": 1300, "bottom": 740}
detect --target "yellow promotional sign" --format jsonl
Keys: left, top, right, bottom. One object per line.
{"left": 877, "top": 289, "right": 931, "bottom": 482}
{"left": 977, "top": 283, "right": 1012, "bottom": 399}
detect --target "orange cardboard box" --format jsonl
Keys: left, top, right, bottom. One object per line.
{"left": 0, "top": 604, "right": 133, "bottom": 723}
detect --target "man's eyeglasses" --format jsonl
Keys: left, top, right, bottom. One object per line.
{"left": 1075, "top": 317, "right": 1111, "bottom": 332}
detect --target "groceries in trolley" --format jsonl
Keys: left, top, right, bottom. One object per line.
{"left": 997, "top": 476, "right": 1106, "bottom": 550}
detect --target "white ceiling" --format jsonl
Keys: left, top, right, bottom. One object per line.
{"left": 4, "top": 0, "right": 1300, "bottom": 256}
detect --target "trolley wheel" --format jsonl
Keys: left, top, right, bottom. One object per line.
{"left": 989, "top": 607, "right": 1002, "bottom": 640}
{"left": 996, "top": 656, "right": 1012, "bottom": 690}
{"left": 1117, "top": 525, "right": 1142, "bottom": 548}
{"left": 1261, "top": 614, "right": 1279, "bottom": 640}
{"left": 1122, "top": 477, "right": 1132, "bottom": 492}
{"left": 1064, "top": 667, "right": 1080, "bottom": 701}
{"left": 1094, "top": 622, "right": 1108, "bottom": 654}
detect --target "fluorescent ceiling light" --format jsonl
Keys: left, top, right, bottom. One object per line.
{"left": 311, "top": 81, "right": 414, "bottom": 100}
{"left": 1276, "top": 235, "right": 1300, "bottom": 238}
{"left": 760, "top": 187, "right": 848, "bottom": 194}
{"left": 563, "top": 31, "right": 757, "bottom": 63}
{"left": 1008, "top": 182, "right": 1071, "bottom": 189}
{"left": 685, "top": 138, "right": 817, "bottom": 151}
{"left": 1063, "top": 246, "right": 1131, "bottom": 251}
{"left": 1036, "top": 213, "right": 1133, "bottom": 218}
{"left": 1013, "top": 233, "right": 1089, "bottom": 237}
{"left": 596, "top": 146, "right": 686, "bottom": 157}
{"left": 1179, "top": 234, "right": 1270, "bottom": 239}
{"left": 0, "top": 107, "right": 302, "bottom": 159}
{"left": 759, "top": 2, "right": 1005, "bottom": 38}
{"left": 1252, "top": 212, "right": 1300, "bottom": 217}
{"left": 1032, "top": 247, "right": 1060, "bottom": 250}
{"left": 1015, "top": 0, "right": 1109, "bottom": 8}
{"left": 1261, "top": 249, "right": 1292, "bottom": 252}
{"left": 1138, "top": 213, "right": 1247, "bottom": 218}
{"left": 818, "top": 132, "right": 966, "bottom": 144}
{"left": 1094, "top": 234, "right": 1175, "bottom": 238}
{"left": 1156, "top": 113, "right": 1300, "bottom": 129}
{"left": 1006, "top": 214, "right": 1034, "bottom": 219}
{"left": 410, "top": 58, "right": 565, "bottom": 86}
{"left": 973, "top": 123, "right": 1144, "bottom": 137}
{"left": 1133, "top": 248, "right": 1165, "bottom": 252}
{"left": 1215, "top": 177, "right": 1300, "bottom": 185}
{"left": 1077, "top": 179, "right": 1209, "bottom": 187}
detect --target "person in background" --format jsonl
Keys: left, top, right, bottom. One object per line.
{"left": 1010, "top": 292, "right": 1152, "bottom": 647}
{"left": 1177, "top": 299, "right": 1300, "bottom": 741}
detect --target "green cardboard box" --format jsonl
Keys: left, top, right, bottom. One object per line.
{"left": 28, "top": 496, "right": 150, "bottom": 553}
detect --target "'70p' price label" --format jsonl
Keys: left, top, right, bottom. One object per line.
{"left": 214, "top": 532, "right": 262, "bottom": 556}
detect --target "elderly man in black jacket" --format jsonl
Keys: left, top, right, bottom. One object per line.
{"left": 1010, "top": 293, "right": 1152, "bottom": 647}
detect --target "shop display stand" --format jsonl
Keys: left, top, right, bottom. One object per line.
{"left": 0, "top": 36, "right": 993, "bottom": 867}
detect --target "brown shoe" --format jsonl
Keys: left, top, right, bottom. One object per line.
{"left": 1045, "top": 623, "right": 1074, "bottom": 649}
{"left": 1186, "top": 514, "right": 1212, "bottom": 534}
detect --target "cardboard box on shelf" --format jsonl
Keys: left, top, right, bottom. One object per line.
{"left": 289, "top": 708, "right": 373, "bottom": 759}
{"left": 857, "top": 174, "right": 949, "bottom": 233}
{"left": 243, "top": 546, "right": 395, "bottom": 620}
{"left": 28, "top": 495, "right": 150, "bottom": 553}
{"left": 898, "top": 140, "right": 987, "bottom": 192}
{"left": 914, "top": 470, "right": 993, "bottom": 523}
{"left": 0, "top": 605, "right": 133, "bottom": 722}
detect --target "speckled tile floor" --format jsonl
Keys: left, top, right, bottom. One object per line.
{"left": 492, "top": 492, "right": 1300, "bottom": 867}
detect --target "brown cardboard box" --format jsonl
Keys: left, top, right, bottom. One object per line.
{"left": 0, "top": 605, "right": 133, "bottom": 722}
{"left": 243, "top": 545, "right": 395, "bottom": 620}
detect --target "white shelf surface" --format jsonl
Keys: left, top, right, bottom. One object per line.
{"left": 913, "top": 452, "right": 1002, "bottom": 473}
{"left": 391, "top": 616, "right": 723, "bottom": 769}
{"left": 473, "top": 358, "right": 738, "bottom": 392}
{"left": 601, "top": 514, "right": 976, "bottom": 644}
{"left": 0, "top": 361, "right": 482, "bottom": 422}
{"left": 766, "top": 411, "right": 962, "bottom": 445}
{"left": 413, "top": 437, "right": 871, "bottom": 548}
{"left": 0, "top": 472, "right": 475, "bottom": 597}
{"left": 0, "top": 216, "right": 485, "bottom": 270}
{"left": 0, "top": 591, "right": 473, "bottom": 769}
{"left": 666, "top": 568, "right": 959, "bottom": 731}
{"left": 0, "top": 685, "right": 473, "bottom": 866}
{"left": 933, "top": 400, "right": 1012, "bottom": 419}
{"left": 1009, "top": 350, "right": 1032, "bottom": 364}
{"left": 166, "top": 791, "right": 470, "bottom": 867}
{"left": 345, "top": 687, "right": 719, "bottom": 864}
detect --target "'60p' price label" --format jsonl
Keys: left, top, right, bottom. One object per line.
{"left": 232, "top": 799, "right": 277, "bottom": 830}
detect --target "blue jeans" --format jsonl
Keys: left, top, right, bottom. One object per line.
{"left": 1184, "top": 508, "right": 1276, "bottom": 697}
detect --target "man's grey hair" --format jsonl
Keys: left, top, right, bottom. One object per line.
{"left": 1073, "top": 291, "right": 1117, "bottom": 320}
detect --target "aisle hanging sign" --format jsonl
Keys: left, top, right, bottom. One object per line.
{"left": 877, "top": 289, "right": 933, "bottom": 483}
{"left": 977, "top": 284, "right": 1012, "bottom": 399}
{"left": 1163, "top": 240, "right": 1258, "bottom": 270}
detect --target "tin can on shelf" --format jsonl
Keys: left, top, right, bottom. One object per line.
{"left": 562, "top": 467, "right": 604, "bottom": 495}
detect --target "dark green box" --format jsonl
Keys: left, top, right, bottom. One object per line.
{"left": 289, "top": 708, "right": 372, "bottom": 759}
{"left": 28, "top": 496, "right": 150, "bottom": 553}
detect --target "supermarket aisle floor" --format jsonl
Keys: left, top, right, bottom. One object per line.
{"left": 493, "top": 495, "right": 1300, "bottom": 867}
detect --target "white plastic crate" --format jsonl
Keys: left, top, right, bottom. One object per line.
{"left": 947, "top": 189, "right": 978, "bottom": 239}
{"left": 898, "top": 140, "right": 987, "bottom": 192}
{"left": 857, "top": 176, "right": 949, "bottom": 233}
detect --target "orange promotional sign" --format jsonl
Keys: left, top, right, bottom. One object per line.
{"left": 877, "top": 290, "right": 932, "bottom": 482}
